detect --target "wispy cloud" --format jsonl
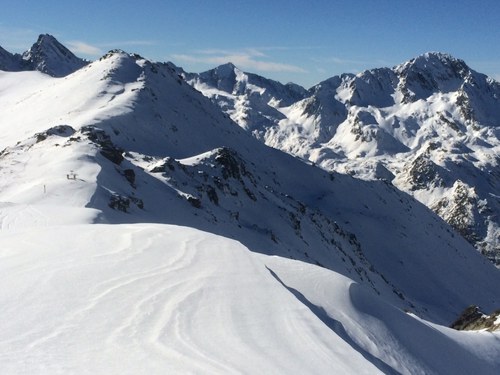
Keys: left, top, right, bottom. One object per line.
{"left": 311, "top": 56, "right": 388, "bottom": 66}
{"left": 99, "top": 40, "right": 157, "bottom": 47}
{"left": 171, "top": 48, "right": 307, "bottom": 73}
{"left": 67, "top": 41, "right": 103, "bottom": 56}
{"left": 66, "top": 39, "right": 157, "bottom": 57}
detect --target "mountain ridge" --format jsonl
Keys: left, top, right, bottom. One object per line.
{"left": 188, "top": 53, "right": 500, "bottom": 265}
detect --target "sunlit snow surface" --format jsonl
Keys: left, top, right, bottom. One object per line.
{"left": 1, "top": 224, "right": 499, "bottom": 375}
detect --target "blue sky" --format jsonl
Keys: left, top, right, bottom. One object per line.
{"left": 1, "top": 0, "right": 499, "bottom": 87}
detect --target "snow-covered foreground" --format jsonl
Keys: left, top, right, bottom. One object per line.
{"left": 1, "top": 223, "right": 499, "bottom": 375}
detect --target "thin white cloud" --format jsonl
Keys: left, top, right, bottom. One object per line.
{"left": 196, "top": 46, "right": 320, "bottom": 55}
{"left": 194, "top": 48, "right": 263, "bottom": 57}
{"left": 99, "top": 40, "right": 157, "bottom": 47}
{"left": 66, "top": 39, "right": 157, "bottom": 57}
{"left": 172, "top": 49, "right": 307, "bottom": 73}
{"left": 311, "top": 56, "right": 391, "bottom": 67}
{"left": 252, "top": 45, "right": 324, "bottom": 52}
{"left": 311, "top": 56, "right": 369, "bottom": 65}
{"left": 67, "top": 41, "right": 102, "bottom": 56}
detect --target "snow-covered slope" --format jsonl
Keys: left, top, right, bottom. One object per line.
{"left": 190, "top": 53, "right": 500, "bottom": 265}
{"left": 1, "top": 40, "right": 500, "bottom": 373}
{"left": 2, "top": 224, "right": 499, "bottom": 375}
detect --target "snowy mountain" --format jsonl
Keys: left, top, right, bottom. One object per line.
{"left": 0, "top": 34, "right": 87, "bottom": 76}
{"left": 190, "top": 53, "right": 500, "bottom": 266}
{"left": 183, "top": 62, "right": 308, "bottom": 136}
{"left": 1, "top": 37, "right": 500, "bottom": 373}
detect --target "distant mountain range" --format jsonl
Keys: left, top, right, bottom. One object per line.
{"left": 1, "top": 34, "right": 499, "bottom": 373}
{"left": 184, "top": 54, "right": 500, "bottom": 265}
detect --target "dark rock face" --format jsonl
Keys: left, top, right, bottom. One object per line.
{"left": 214, "top": 147, "right": 247, "bottom": 180}
{"left": 22, "top": 34, "right": 88, "bottom": 77}
{"left": 407, "top": 154, "right": 444, "bottom": 191}
{"left": 123, "top": 169, "right": 136, "bottom": 185}
{"left": 108, "top": 193, "right": 143, "bottom": 212}
{"left": 451, "top": 305, "right": 500, "bottom": 332}
{"left": 0, "top": 34, "right": 88, "bottom": 77}
{"left": 81, "top": 126, "right": 124, "bottom": 165}
{"left": 0, "top": 46, "right": 22, "bottom": 71}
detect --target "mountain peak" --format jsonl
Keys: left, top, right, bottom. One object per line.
{"left": 99, "top": 49, "right": 136, "bottom": 60}
{"left": 193, "top": 62, "right": 243, "bottom": 93}
{"left": 419, "top": 51, "right": 457, "bottom": 62}
{"left": 394, "top": 52, "right": 472, "bottom": 103}
{"left": 416, "top": 52, "right": 469, "bottom": 72}
{"left": 217, "top": 62, "right": 237, "bottom": 70}
{"left": 35, "top": 33, "right": 60, "bottom": 45}
{"left": 213, "top": 62, "right": 241, "bottom": 78}
{"left": 397, "top": 51, "right": 469, "bottom": 77}
{"left": 21, "top": 33, "right": 88, "bottom": 77}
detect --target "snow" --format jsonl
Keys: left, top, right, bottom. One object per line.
{"left": 1, "top": 224, "right": 499, "bottom": 374}
{"left": 0, "top": 224, "right": 375, "bottom": 374}
{"left": 1, "top": 39, "right": 500, "bottom": 373}
{"left": 0, "top": 57, "right": 142, "bottom": 150}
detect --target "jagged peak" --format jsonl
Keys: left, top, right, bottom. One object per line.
{"left": 217, "top": 62, "right": 237, "bottom": 70}
{"left": 392, "top": 52, "right": 477, "bottom": 103}
{"left": 212, "top": 62, "right": 244, "bottom": 79}
{"left": 99, "top": 49, "right": 140, "bottom": 61}
{"left": 24, "top": 34, "right": 74, "bottom": 59}
{"left": 20, "top": 33, "right": 87, "bottom": 77}
{"left": 395, "top": 52, "right": 470, "bottom": 76}
{"left": 356, "top": 66, "right": 395, "bottom": 80}
{"left": 417, "top": 51, "right": 463, "bottom": 64}
{"left": 35, "top": 33, "right": 60, "bottom": 46}
{"left": 313, "top": 73, "right": 354, "bottom": 89}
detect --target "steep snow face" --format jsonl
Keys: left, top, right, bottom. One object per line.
{"left": 0, "top": 34, "right": 87, "bottom": 77}
{"left": 188, "top": 54, "right": 500, "bottom": 265}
